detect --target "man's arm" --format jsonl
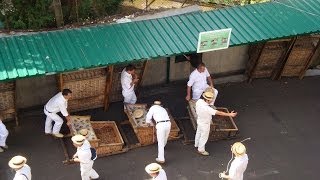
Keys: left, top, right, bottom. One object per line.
{"left": 186, "top": 75, "right": 194, "bottom": 101}
{"left": 207, "top": 76, "right": 214, "bottom": 87}
{"left": 59, "top": 103, "right": 71, "bottom": 124}
{"left": 186, "top": 86, "right": 192, "bottom": 101}
{"left": 215, "top": 110, "right": 237, "bottom": 117}
{"left": 205, "top": 68, "right": 214, "bottom": 87}
{"left": 145, "top": 107, "right": 154, "bottom": 126}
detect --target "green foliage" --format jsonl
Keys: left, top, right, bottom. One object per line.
{"left": 62, "top": 0, "right": 124, "bottom": 24}
{"left": 0, "top": 0, "right": 125, "bottom": 30}
{"left": 0, "top": 0, "right": 56, "bottom": 29}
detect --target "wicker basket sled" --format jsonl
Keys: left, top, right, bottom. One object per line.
{"left": 187, "top": 100, "right": 239, "bottom": 141}
{"left": 68, "top": 116, "right": 124, "bottom": 155}
{"left": 124, "top": 104, "right": 180, "bottom": 146}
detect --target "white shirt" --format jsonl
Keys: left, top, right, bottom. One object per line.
{"left": 146, "top": 105, "right": 170, "bottom": 124}
{"left": 195, "top": 99, "right": 217, "bottom": 125}
{"left": 75, "top": 140, "right": 92, "bottom": 164}
{"left": 121, "top": 68, "right": 135, "bottom": 95}
{"left": 154, "top": 169, "right": 167, "bottom": 180}
{"left": 13, "top": 164, "right": 32, "bottom": 180}
{"left": 0, "top": 120, "right": 9, "bottom": 137}
{"left": 45, "top": 92, "right": 68, "bottom": 116}
{"left": 229, "top": 154, "right": 249, "bottom": 180}
{"left": 187, "top": 68, "right": 210, "bottom": 95}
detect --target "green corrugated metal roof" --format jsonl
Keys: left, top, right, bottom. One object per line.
{"left": 0, "top": 0, "right": 319, "bottom": 80}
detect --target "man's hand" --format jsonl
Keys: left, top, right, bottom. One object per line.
{"left": 73, "top": 158, "right": 80, "bottom": 163}
{"left": 219, "top": 171, "right": 228, "bottom": 179}
{"left": 229, "top": 111, "right": 237, "bottom": 117}
{"left": 66, "top": 115, "right": 71, "bottom": 125}
{"left": 133, "top": 78, "right": 139, "bottom": 84}
{"left": 185, "top": 95, "right": 191, "bottom": 101}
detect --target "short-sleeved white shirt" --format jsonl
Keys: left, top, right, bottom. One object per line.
{"left": 195, "top": 99, "right": 217, "bottom": 125}
{"left": 13, "top": 164, "right": 32, "bottom": 180}
{"left": 45, "top": 92, "right": 68, "bottom": 116}
{"left": 146, "top": 105, "right": 170, "bottom": 124}
{"left": 229, "top": 154, "right": 249, "bottom": 180}
{"left": 187, "top": 68, "right": 210, "bottom": 98}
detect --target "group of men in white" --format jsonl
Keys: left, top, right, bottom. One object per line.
{"left": 1, "top": 60, "right": 248, "bottom": 180}
{"left": 119, "top": 62, "right": 248, "bottom": 180}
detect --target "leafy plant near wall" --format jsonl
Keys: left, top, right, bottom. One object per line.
{"left": 0, "top": 0, "right": 124, "bottom": 30}
{"left": 0, "top": 0, "right": 56, "bottom": 29}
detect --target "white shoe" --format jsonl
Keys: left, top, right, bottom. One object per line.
{"left": 156, "top": 158, "right": 165, "bottom": 164}
{"left": 0, "top": 147, "right": 4, "bottom": 152}
{"left": 198, "top": 150, "right": 209, "bottom": 156}
{"left": 2, "top": 145, "right": 8, "bottom": 149}
{"left": 53, "top": 133, "right": 64, "bottom": 138}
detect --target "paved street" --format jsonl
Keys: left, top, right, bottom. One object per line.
{"left": 1, "top": 77, "right": 320, "bottom": 180}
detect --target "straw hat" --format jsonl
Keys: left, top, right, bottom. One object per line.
{"left": 145, "top": 163, "right": 162, "bottom": 174}
{"left": 202, "top": 91, "right": 215, "bottom": 101}
{"left": 133, "top": 109, "right": 144, "bottom": 119}
{"left": 8, "top": 155, "right": 27, "bottom": 169}
{"left": 204, "top": 87, "right": 214, "bottom": 93}
{"left": 71, "top": 134, "right": 86, "bottom": 145}
{"left": 79, "top": 129, "right": 89, "bottom": 137}
{"left": 154, "top": 101, "right": 161, "bottom": 105}
{"left": 231, "top": 142, "right": 246, "bottom": 156}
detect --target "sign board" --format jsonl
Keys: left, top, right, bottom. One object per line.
{"left": 197, "top": 28, "right": 232, "bottom": 53}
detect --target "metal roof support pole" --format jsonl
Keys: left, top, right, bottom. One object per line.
{"left": 166, "top": 57, "right": 171, "bottom": 84}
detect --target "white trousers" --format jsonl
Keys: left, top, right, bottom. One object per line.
{"left": 80, "top": 160, "right": 99, "bottom": 180}
{"left": 194, "top": 123, "right": 210, "bottom": 152}
{"left": 0, "top": 127, "right": 8, "bottom": 147}
{"left": 193, "top": 87, "right": 218, "bottom": 106}
{"left": 156, "top": 121, "right": 171, "bottom": 162}
{"left": 44, "top": 108, "right": 64, "bottom": 134}
{"left": 123, "top": 92, "right": 137, "bottom": 104}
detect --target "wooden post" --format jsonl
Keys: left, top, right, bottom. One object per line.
{"left": 299, "top": 37, "right": 320, "bottom": 79}
{"left": 276, "top": 37, "right": 297, "bottom": 80}
{"left": 58, "top": 73, "right": 63, "bottom": 91}
{"left": 271, "top": 38, "right": 296, "bottom": 80}
{"left": 52, "top": 0, "right": 64, "bottom": 27}
{"left": 247, "top": 43, "right": 266, "bottom": 83}
{"left": 104, "top": 66, "right": 114, "bottom": 111}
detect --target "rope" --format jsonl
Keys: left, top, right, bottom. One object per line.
{"left": 219, "top": 138, "right": 251, "bottom": 179}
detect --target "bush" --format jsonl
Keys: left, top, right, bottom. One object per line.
{"left": 0, "top": 0, "right": 56, "bottom": 29}
{"left": 0, "top": 0, "right": 124, "bottom": 30}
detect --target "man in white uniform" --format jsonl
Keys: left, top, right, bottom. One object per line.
{"left": 145, "top": 163, "right": 167, "bottom": 180}
{"left": 146, "top": 101, "right": 171, "bottom": 164}
{"left": 121, "top": 64, "right": 139, "bottom": 104}
{"left": 195, "top": 92, "right": 237, "bottom": 156}
{"left": 8, "top": 155, "right": 32, "bottom": 180}
{"left": 72, "top": 134, "right": 99, "bottom": 180}
{"left": 219, "top": 142, "right": 249, "bottom": 180}
{"left": 186, "top": 62, "right": 218, "bottom": 106}
{"left": 0, "top": 117, "right": 9, "bottom": 152}
{"left": 44, "top": 89, "right": 72, "bottom": 138}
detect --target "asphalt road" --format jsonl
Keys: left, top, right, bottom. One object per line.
{"left": 1, "top": 77, "right": 320, "bottom": 180}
